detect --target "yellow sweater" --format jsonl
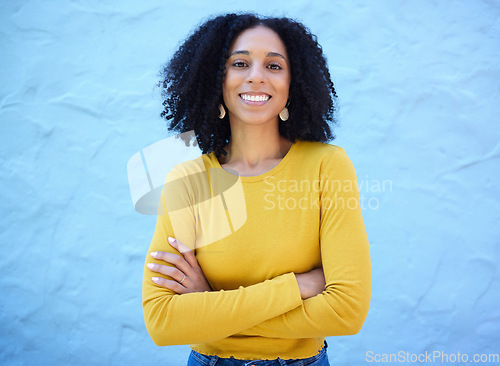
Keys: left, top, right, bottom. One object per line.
{"left": 142, "top": 139, "right": 371, "bottom": 360}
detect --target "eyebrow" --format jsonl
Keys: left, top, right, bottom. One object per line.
{"left": 230, "top": 50, "right": 287, "bottom": 60}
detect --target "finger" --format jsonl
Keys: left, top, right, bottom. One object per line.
{"left": 151, "top": 251, "right": 191, "bottom": 274}
{"left": 167, "top": 237, "right": 199, "bottom": 268}
{"left": 168, "top": 236, "right": 193, "bottom": 254}
{"left": 152, "top": 277, "right": 186, "bottom": 294}
{"left": 147, "top": 263, "right": 185, "bottom": 281}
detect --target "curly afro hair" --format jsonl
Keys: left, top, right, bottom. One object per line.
{"left": 159, "top": 13, "right": 338, "bottom": 159}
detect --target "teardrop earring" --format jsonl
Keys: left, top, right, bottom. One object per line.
{"left": 219, "top": 104, "right": 226, "bottom": 119}
{"left": 279, "top": 107, "right": 289, "bottom": 121}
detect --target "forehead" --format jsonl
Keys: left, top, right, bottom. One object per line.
{"left": 230, "top": 26, "right": 287, "bottom": 57}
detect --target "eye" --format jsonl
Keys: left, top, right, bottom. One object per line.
{"left": 267, "top": 63, "right": 283, "bottom": 70}
{"left": 232, "top": 61, "right": 248, "bottom": 68}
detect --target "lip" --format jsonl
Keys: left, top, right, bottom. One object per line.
{"left": 239, "top": 92, "right": 272, "bottom": 105}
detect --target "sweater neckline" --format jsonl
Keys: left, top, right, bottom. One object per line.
{"left": 208, "top": 139, "right": 300, "bottom": 183}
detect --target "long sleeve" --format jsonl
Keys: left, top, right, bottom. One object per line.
{"left": 236, "top": 148, "right": 371, "bottom": 338}
{"left": 142, "top": 166, "right": 303, "bottom": 346}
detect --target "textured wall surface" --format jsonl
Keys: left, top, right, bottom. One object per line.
{"left": 1, "top": 0, "right": 499, "bottom": 365}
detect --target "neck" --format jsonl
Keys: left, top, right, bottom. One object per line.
{"left": 221, "top": 119, "right": 292, "bottom": 169}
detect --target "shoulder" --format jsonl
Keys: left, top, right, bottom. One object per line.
{"left": 295, "top": 140, "right": 350, "bottom": 164}
{"left": 293, "top": 140, "right": 357, "bottom": 181}
{"left": 296, "top": 139, "right": 342, "bottom": 155}
{"left": 162, "top": 155, "right": 212, "bottom": 207}
{"left": 167, "top": 155, "right": 207, "bottom": 181}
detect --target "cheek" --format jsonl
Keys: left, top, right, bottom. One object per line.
{"left": 278, "top": 79, "right": 291, "bottom": 98}
{"left": 222, "top": 81, "right": 233, "bottom": 103}
{"left": 223, "top": 73, "right": 238, "bottom": 97}
{"left": 222, "top": 87, "right": 237, "bottom": 110}
{"left": 276, "top": 73, "right": 291, "bottom": 92}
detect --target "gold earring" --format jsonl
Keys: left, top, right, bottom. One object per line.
{"left": 219, "top": 104, "right": 226, "bottom": 119}
{"left": 279, "top": 107, "right": 289, "bottom": 121}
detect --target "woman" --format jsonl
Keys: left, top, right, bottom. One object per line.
{"left": 143, "top": 13, "right": 371, "bottom": 365}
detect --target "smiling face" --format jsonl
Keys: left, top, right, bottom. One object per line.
{"left": 222, "top": 25, "right": 291, "bottom": 127}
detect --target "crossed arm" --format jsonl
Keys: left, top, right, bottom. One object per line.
{"left": 142, "top": 221, "right": 330, "bottom": 346}
{"left": 147, "top": 237, "right": 326, "bottom": 300}
{"left": 142, "top": 149, "right": 371, "bottom": 345}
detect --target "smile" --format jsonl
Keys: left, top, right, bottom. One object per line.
{"left": 239, "top": 93, "right": 271, "bottom": 102}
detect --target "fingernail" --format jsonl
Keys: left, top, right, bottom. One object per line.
{"left": 150, "top": 252, "right": 157, "bottom": 257}
{"left": 152, "top": 277, "right": 159, "bottom": 282}
{"left": 168, "top": 237, "right": 176, "bottom": 244}
{"left": 147, "top": 263, "right": 154, "bottom": 270}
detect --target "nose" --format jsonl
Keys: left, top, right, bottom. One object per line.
{"left": 246, "top": 64, "right": 265, "bottom": 84}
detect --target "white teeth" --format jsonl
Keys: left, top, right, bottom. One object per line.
{"left": 241, "top": 94, "right": 269, "bottom": 102}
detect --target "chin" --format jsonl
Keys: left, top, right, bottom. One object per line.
{"left": 233, "top": 114, "right": 280, "bottom": 126}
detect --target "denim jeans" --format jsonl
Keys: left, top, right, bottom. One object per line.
{"left": 187, "top": 341, "right": 330, "bottom": 366}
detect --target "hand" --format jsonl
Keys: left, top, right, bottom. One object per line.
{"left": 295, "top": 268, "right": 326, "bottom": 300}
{"left": 147, "top": 237, "right": 212, "bottom": 294}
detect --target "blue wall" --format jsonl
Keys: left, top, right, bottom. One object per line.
{"left": 1, "top": 0, "right": 499, "bottom": 364}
